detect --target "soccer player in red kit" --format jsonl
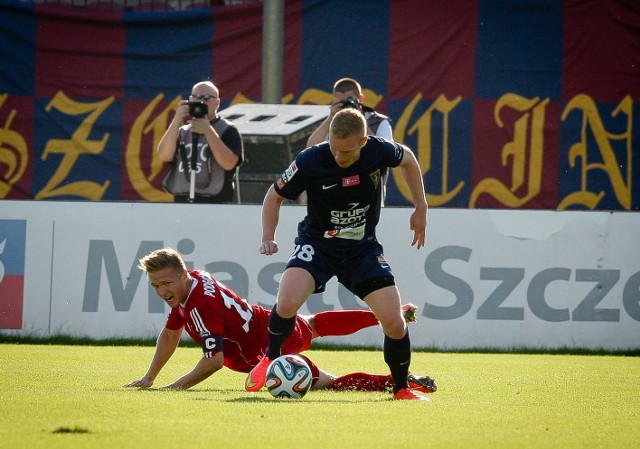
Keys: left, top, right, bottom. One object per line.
{"left": 124, "top": 248, "right": 436, "bottom": 394}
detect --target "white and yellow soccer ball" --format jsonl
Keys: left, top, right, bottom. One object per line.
{"left": 265, "top": 355, "right": 313, "bottom": 399}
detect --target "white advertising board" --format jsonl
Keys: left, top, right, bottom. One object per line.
{"left": 1, "top": 200, "right": 638, "bottom": 350}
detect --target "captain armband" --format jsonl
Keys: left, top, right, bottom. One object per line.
{"left": 200, "top": 333, "right": 223, "bottom": 358}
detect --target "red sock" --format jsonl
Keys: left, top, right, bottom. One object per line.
{"left": 313, "top": 309, "right": 380, "bottom": 337}
{"left": 331, "top": 372, "right": 393, "bottom": 392}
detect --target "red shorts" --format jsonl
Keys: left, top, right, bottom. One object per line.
{"left": 223, "top": 309, "right": 318, "bottom": 382}
{"left": 282, "top": 315, "right": 313, "bottom": 354}
{"left": 283, "top": 317, "right": 320, "bottom": 383}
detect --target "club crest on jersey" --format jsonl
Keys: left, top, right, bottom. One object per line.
{"left": 370, "top": 170, "right": 381, "bottom": 188}
{"left": 342, "top": 175, "right": 360, "bottom": 187}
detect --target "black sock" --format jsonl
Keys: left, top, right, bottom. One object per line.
{"left": 383, "top": 330, "right": 411, "bottom": 394}
{"left": 266, "top": 306, "right": 296, "bottom": 360}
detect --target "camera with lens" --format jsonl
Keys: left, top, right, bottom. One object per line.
{"left": 339, "top": 97, "right": 361, "bottom": 110}
{"left": 188, "top": 101, "right": 208, "bottom": 119}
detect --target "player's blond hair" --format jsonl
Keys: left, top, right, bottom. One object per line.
{"left": 329, "top": 108, "right": 366, "bottom": 139}
{"left": 138, "top": 248, "right": 186, "bottom": 274}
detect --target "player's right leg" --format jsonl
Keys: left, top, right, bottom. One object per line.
{"left": 268, "top": 267, "right": 316, "bottom": 358}
{"left": 309, "top": 366, "right": 337, "bottom": 390}
{"left": 307, "top": 303, "right": 419, "bottom": 339}
{"left": 245, "top": 267, "right": 315, "bottom": 392}
{"left": 274, "top": 267, "right": 317, "bottom": 319}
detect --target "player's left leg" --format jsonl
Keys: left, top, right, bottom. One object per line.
{"left": 364, "top": 285, "right": 406, "bottom": 340}
{"left": 313, "top": 370, "right": 437, "bottom": 393}
{"left": 290, "top": 355, "right": 336, "bottom": 390}
{"left": 365, "top": 286, "right": 429, "bottom": 401}
{"left": 310, "top": 366, "right": 338, "bottom": 390}
{"left": 294, "top": 328, "right": 436, "bottom": 394}
{"left": 329, "top": 372, "right": 392, "bottom": 391}
{"left": 364, "top": 285, "right": 409, "bottom": 383}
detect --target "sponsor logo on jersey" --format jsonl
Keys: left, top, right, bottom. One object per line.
{"left": 283, "top": 161, "right": 298, "bottom": 183}
{"left": 330, "top": 203, "right": 369, "bottom": 226}
{"left": 323, "top": 223, "right": 366, "bottom": 240}
{"left": 342, "top": 175, "right": 360, "bottom": 187}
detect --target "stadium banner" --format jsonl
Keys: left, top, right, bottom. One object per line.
{"left": 0, "top": 0, "right": 639, "bottom": 210}
{"left": 1, "top": 200, "right": 638, "bottom": 350}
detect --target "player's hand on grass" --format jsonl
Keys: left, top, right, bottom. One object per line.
{"left": 123, "top": 376, "right": 154, "bottom": 388}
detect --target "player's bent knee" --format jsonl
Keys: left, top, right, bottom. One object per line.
{"left": 382, "top": 320, "right": 407, "bottom": 340}
{"left": 276, "top": 298, "right": 303, "bottom": 318}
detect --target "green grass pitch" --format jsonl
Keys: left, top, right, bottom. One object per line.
{"left": 1, "top": 344, "right": 638, "bottom": 449}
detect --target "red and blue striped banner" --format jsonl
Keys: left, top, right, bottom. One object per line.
{"left": 0, "top": 0, "right": 638, "bottom": 209}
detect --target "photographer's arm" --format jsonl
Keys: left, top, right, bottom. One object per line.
{"left": 193, "top": 118, "right": 239, "bottom": 170}
{"left": 307, "top": 101, "right": 345, "bottom": 146}
{"left": 306, "top": 115, "right": 331, "bottom": 147}
{"left": 157, "top": 101, "right": 190, "bottom": 162}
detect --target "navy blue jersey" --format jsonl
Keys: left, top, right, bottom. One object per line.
{"left": 274, "top": 136, "right": 405, "bottom": 247}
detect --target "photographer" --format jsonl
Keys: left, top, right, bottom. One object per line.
{"left": 306, "top": 78, "right": 393, "bottom": 203}
{"left": 306, "top": 77, "right": 393, "bottom": 147}
{"left": 158, "top": 81, "right": 243, "bottom": 203}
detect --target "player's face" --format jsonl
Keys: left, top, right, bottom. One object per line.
{"left": 329, "top": 134, "right": 367, "bottom": 168}
{"left": 148, "top": 267, "right": 190, "bottom": 308}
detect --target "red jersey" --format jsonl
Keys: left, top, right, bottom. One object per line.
{"left": 165, "top": 270, "right": 312, "bottom": 373}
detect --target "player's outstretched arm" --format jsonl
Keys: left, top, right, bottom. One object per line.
{"left": 399, "top": 147, "right": 428, "bottom": 249}
{"left": 123, "top": 327, "right": 182, "bottom": 389}
{"left": 259, "top": 185, "right": 286, "bottom": 256}
{"left": 160, "top": 352, "right": 224, "bottom": 390}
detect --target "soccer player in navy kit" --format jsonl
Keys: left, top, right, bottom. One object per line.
{"left": 125, "top": 248, "right": 436, "bottom": 394}
{"left": 246, "top": 108, "right": 430, "bottom": 400}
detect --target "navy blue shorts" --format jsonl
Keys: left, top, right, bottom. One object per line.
{"left": 285, "top": 235, "right": 395, "bottom": 299}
